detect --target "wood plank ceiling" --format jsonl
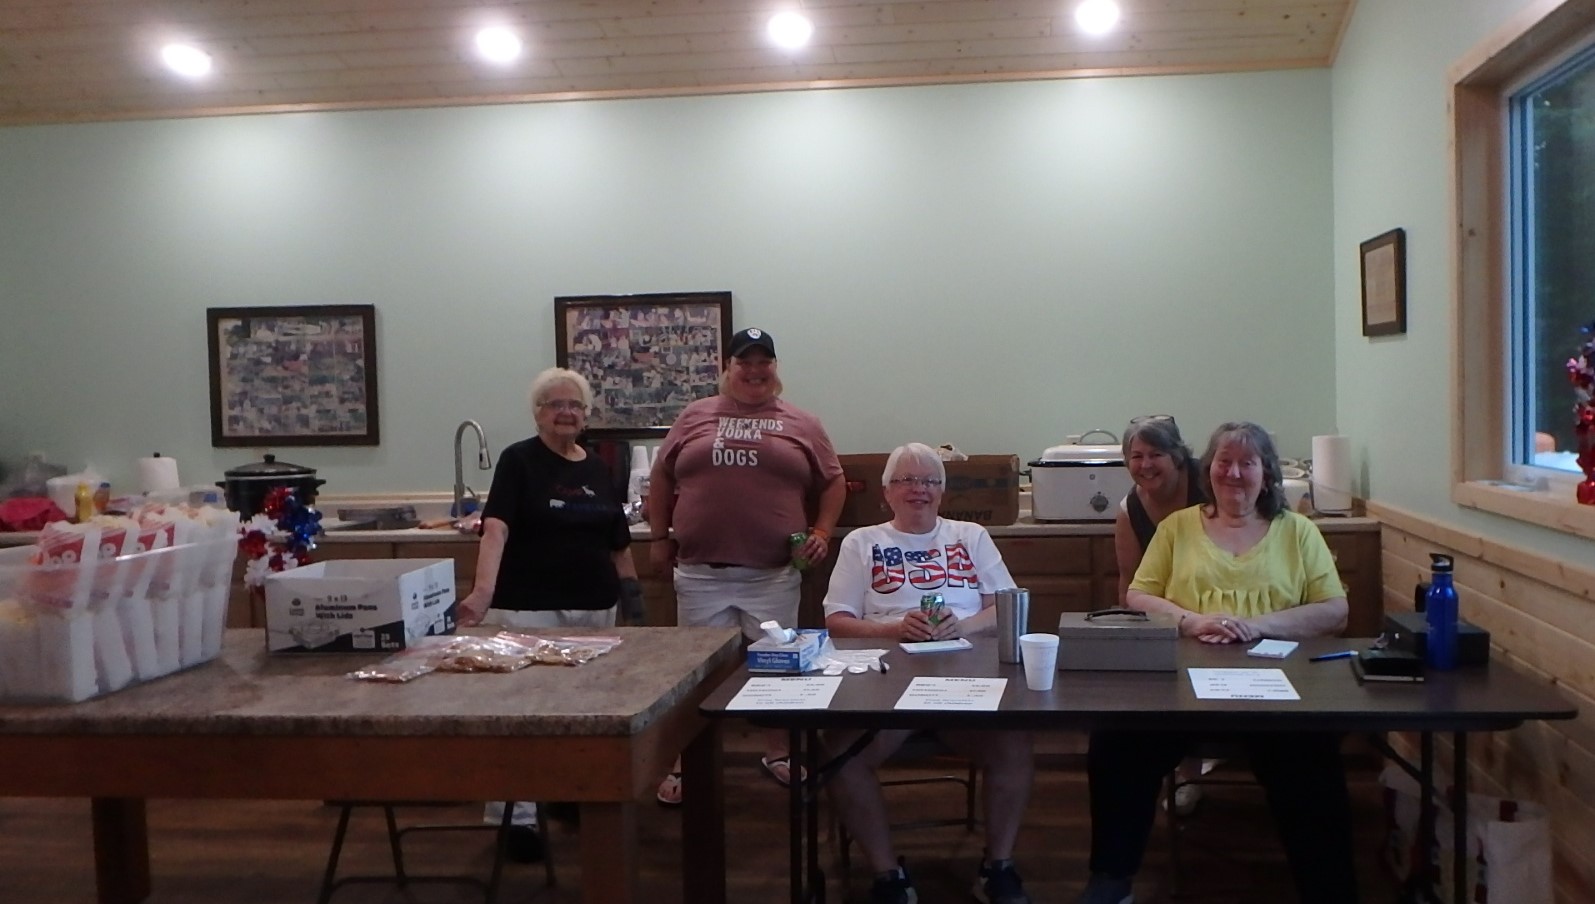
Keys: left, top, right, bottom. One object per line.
{"left": 0, "top": 0, "right": 1355, "bottom": 126}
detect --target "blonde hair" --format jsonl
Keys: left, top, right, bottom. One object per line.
{"left": 716, "top": 358, "right": 784, "bottom": 398}
{"left": 528, "top": 367, "right": 594, "bottom": 412}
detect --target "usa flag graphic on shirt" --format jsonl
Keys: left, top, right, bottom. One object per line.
{"left": 871, "top": 542, "right": 977, "bottom": 593}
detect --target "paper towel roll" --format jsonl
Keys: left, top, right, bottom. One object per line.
{"left": 138, "top": 455, "right": 180, "bottom": 493}
{"left": 629, "top": 444, "right": 650, "bottom": 474}
{"left": 1310, "top": 435, "right": 1352, "bottom": 513}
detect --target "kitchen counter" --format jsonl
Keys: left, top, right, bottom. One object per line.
{"left": 0, "top": 513, "right": 1381, "bottom": 548}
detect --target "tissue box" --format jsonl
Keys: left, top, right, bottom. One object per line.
{"left": 1056, "top": 610, "right": 1178, "bottom": 671}
{"left": 264, "top": 559, "right": 456, "bottom": 653}
{"left": 747, "top": 629, "right": 828, "bottom": 674}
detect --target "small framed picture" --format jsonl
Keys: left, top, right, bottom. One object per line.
{"left": 207, "top": 304, "right": 379, "bottom": 447}
{"left": 1360, "top": 228, "right": 1407, "bottom": 337}
{"left": 554, "top": 292, "right": 733, "bottom": 438}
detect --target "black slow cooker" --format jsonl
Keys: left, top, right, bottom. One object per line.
{"left": 218, "top": 454, "right": 325, "bottom": 518}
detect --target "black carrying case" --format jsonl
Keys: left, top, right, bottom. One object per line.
{"left": 1382, "top": 610, "right": 1491, "bottom": 667}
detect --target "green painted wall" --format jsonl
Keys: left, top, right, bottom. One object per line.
{"left": 1332, "top": 0, "right": 1595, "bottom": 562}
{"left": 0, "top": 71, "right": 1333, "bottom": 495}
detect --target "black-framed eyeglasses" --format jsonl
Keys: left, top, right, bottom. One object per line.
{"left": 888, "top": 476, "right": 944, "bottom": 489}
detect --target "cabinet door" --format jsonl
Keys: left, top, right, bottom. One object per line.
{"left": 631, "top": 540, "right": 679, "bottom": 627}
{"left": 1323, "top": 530, "right": 1384, "bottom": 636}
{"left": 994, "top": 537, "right": 1092, "bottom": 575}
{"left": 1024, "top": 577, "right": 1095, "bottom": 634}
{"left": 404, "top": 541, "right": 480, "bottom": 601}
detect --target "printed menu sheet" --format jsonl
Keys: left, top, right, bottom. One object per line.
{"left": 725, "top": 676, "right": 843, "bottom": 711}
{"left": 1187, "top": 668, "right": 1300, "bottom": 701}
{"left": 894, "top": 677, "right": 1008, "bottom": 711}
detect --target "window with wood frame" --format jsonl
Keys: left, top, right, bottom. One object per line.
{"left": 1451, "top": 1, "right": 1595, "bottom": 541}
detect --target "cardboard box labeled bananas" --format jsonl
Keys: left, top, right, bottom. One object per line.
{"left": 265, "top": 558, "right": 456, "bottom": 653}
{"left": 838, "top": 453, "right": 1020, "bottom": 527}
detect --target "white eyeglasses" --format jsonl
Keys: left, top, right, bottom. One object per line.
{"left": 889, "top": 476, "right": 944, "bottom": 489}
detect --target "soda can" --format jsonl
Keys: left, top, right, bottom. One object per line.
{"left": 789, "top": 531, "right": 810, "bottom": 571}
{"left": 920, "top": 593, "right": 946, "bottom": 626}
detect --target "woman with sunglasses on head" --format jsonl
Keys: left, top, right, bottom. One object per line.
{"left": 1079, "top": 422, "right": 1354, "bottom": 904}
{"left": 821, "top": 443, "right": 1035, "bottom": 904}
{"left": 1114, "top": 415, "right": 1204, "bottom": 605}
{"left": 1113, "top": 415, "right": 1210, "bottom": 815}
{"left": 455, "top": 367, "right": 642, "bottom": 862}
{"left": 648, "top": 327, "right": 846, "bottom": 804}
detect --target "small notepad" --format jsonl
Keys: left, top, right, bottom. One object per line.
{"left": 1246, "top": 639, "right": 1299, "bottom": 659}
{"left": 899, "top": 639, "right": 974, "bottom": 654}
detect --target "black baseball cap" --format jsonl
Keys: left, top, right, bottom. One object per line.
{"left": 728, "top": 327, "right": 776, "bottom": 358}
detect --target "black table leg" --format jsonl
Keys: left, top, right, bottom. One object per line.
{"left": 790, "top": 726, "right": 804, "bottom": 904}
{"left": 806, "top": 728, "right": 824, "bottom": 903}
{"left": 1420, "top": 732, "right": 1435, "bottom": 902}
{"left": 1452, "top": 732, "right": 1468, "bottom": 904}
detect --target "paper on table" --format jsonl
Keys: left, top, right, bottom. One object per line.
{"left": 894, "top": 677, "right": 1007, "bottom": 711}
{"left": 725, "top": 676, "right": 843, "bottom": 711}
{"left": 1188, "top": 668, "right": 1300, "bottom": 701}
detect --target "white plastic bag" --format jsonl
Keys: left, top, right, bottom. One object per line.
{"left": 1379, "top": 765, "right": 1552, "bottom": 904}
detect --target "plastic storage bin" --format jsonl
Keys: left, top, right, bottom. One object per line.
{"left": 0, "top": 537, "right": 238, "bottom": 703}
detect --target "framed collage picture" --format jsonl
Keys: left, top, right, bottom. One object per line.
{"left": 554, "top": 292, "right": 732, "bottom": 437}
{"left": 207, "top": 304, "right": 379, "bottom": 447}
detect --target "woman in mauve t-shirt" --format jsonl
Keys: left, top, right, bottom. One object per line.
{"left": 647, "top": 327, "right": 844, "bottom": 805}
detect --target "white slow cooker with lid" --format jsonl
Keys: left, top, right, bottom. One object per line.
{"left": 1029, "top": 429, "right": 1135, "bottom": 521}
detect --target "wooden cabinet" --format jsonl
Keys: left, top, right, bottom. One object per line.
{"left": 1323, "top": 528, "right": 1384, "bottom": 636}
{"left": 226, "top": 524, "right": 1384, "bottom": 635}
{"left": 993, "top": 536, "right": 1102, "bottom": 633}
{"left": 993, "top": 526, "right": 1385, "bottom": 637}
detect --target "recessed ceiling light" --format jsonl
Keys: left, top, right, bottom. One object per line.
{"left": 767, "top": 11, "right": 814, "bottom": 50}
{"left": 1075, "top": 0, "right": 1121, "bottom": 36}
{"left": 160, "top": 43, "right": 212, "bottom": 78}
{"left": 475, "top": 27, "right": 523, "bottom": 64}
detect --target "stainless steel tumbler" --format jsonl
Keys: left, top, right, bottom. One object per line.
{"left": 996, "top": 587, "right": 1030, "bottom": 664}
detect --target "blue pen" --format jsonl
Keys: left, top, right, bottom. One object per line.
{"left": 1309, "top": 650, "right": 1357, "bottom": 662}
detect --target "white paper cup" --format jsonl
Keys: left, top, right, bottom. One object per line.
{"left": 1019, "top": 632, "right": 1059, "bottom": 691}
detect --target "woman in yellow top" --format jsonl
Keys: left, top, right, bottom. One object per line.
{"left": 1078, "top": 422, "right": 1357, "bottom": 904}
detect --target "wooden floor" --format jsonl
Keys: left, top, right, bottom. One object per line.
{"left": 0, "top": 747, "right": 1400, "bottom": 903}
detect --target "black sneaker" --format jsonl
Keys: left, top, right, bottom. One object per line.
{"left": 542, "top": 801, "right": 581, "bottom": 826}
{"left": 973, "top": 859, "right": 1031, "bottom": 904}
{"left": 1077, "top": 874, "right": 1134, "bottom": 904}
{"left": 504, "top": 825, "right": 545, "bottom": 863}
{"left": 870, "top": 859, "right": 917, "bottom": 904}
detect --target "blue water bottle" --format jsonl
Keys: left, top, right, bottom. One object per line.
{"left": 1424, "top": 553, "right": 1459, "bottom": 670}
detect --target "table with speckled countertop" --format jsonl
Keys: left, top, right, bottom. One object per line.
{"left": 0, "top": 626, "right": 742, "bottom": 904}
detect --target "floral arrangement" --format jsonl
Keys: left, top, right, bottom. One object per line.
{"left": 239, "top": 487, "right": 324, "bottom": 587}
{"left": 1567, "top": 320, "right": 1595, "bottom": 504}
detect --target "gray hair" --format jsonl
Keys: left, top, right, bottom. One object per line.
{"left": 1198, "top": 421, "right": 1287, "bottom": 519}
{"left": 1121, "top": 415, "right": 1193, "bottom": 469}
{"left": 528, "top": 367, "right": 594, "bottom": 412}
{"left": 882, "top": 442, "right": 946, "bottom": 487}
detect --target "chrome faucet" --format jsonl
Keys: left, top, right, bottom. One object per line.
{"left": 453, "top": 419, "right": 492, "bottom": 521}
